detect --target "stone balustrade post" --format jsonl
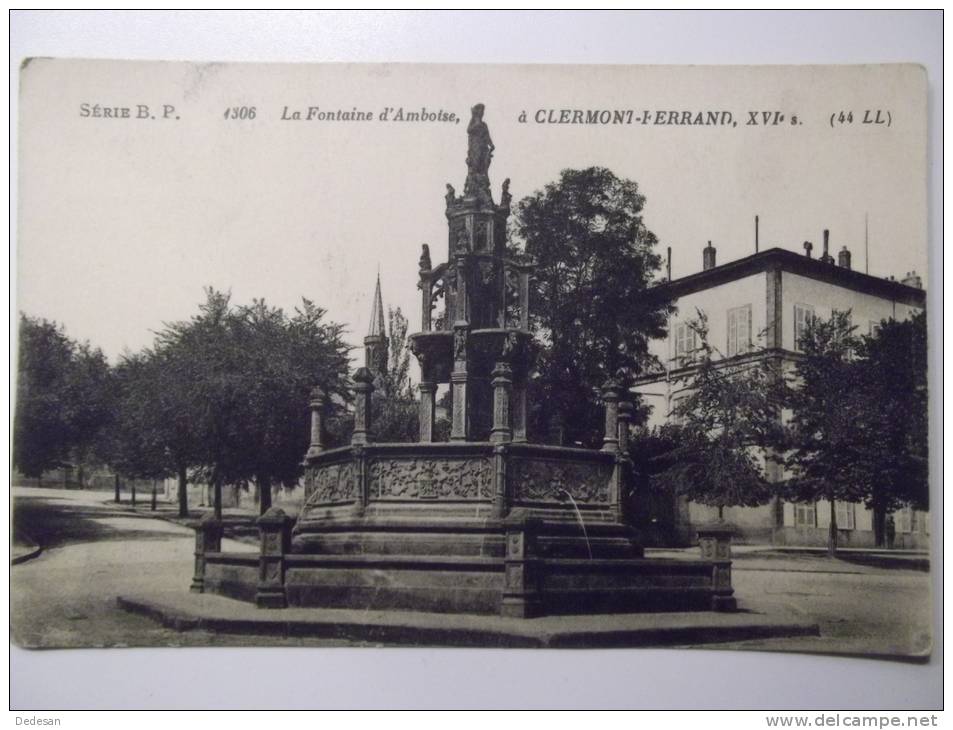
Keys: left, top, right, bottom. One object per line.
{"left": 512, "top": 384, "right": 528, "bottom": 443}
{"left": 190, "top": 513, "right": 223, "bottom": 593}
{"left": 617, "top": 400, "right": 633, "bottom": 454}
{"left": 500, "top": 512, "right": 542, "bottom": 618}
{"left": 418, "top": 381, "right": 437, "bottom": 442}
{"left": 490, "top": 361, "right": 513, "bottom": 444}
{"left": 306, "top": 386, "right": 326, "bottom": 458}
{"left": 351, "top": 367, "right": 375, "bottom": 446}
{"left": 601, "top": 378, "right": 622, "bottom": 453}
{"left": 256, "top": 507, "right": 293, "bottom": 608}
{"left": 697, "top": 524, "right": 737, "bottom": 611}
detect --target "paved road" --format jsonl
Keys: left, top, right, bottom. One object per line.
{"left": 11, "top": 487, "right": 934, "bottom": 656}
{"left": 11, "top": 487, "right": 352, "bottom": 648}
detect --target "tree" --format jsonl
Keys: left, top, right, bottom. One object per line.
{"left": 648, "top": 313, "right": 781, "bottom": 522}
{"left": 853, "top": 312, "right": 928, "bottom": 545}
{"left": 14, "top": 315, "right": 113, "bottom": 483}
{"left": 782, "top": 310, "right": 865, "bottom": 556}
{"left": 511, "top": 167, "right": 670, "bottom": 446}
{"left": 232, "top": 298, "right": 351, "bottom": 513}
{"left": 370, "top": 307, "right": 418, "bottom": 443}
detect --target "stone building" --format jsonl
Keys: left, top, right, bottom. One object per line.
{"left": 632, "top": 234, "right": 928, "bottom": 549}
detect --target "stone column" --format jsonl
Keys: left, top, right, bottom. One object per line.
{"left": 512, "top": 384, "right": 528, "bottom": 443}
{"left": 306, "top": 386, "right": 326, "bottom": 458}
{"left": 698, "top": 524, "right": 737, "bottom": 612}
{"left": 500, "top": 513, "right": 542, "bottom": 618}
{"left": 490, "top": 362, "right": 513, "bottom": 444}
{"left": 518, "top": 271, "right": 530, "bottom": 331}
{"left": 190, "top": 513, "right": 222, "bottom": 593}
{"left": 450, "top": 326, "right": 469, "bottom": 441}
{"left": 418, "top": 381, "right": 437, "bottom": 442}
{"left": 256, "top": 507, "right": 293, "bottom": 608}
{"left": 601, "top": 378, "right": 622, "bottom": 453}
{"left": 351, "top": 367, "right": 375, "bottom": 446}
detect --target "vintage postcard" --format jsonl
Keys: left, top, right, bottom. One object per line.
{"left": 13, "top": 60, "right": 931, "bottom": 657}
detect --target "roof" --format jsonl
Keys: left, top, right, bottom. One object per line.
{"left": 646, "top": 247, "right": 926, "bottom": 308}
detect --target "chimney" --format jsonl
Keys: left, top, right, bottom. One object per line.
{"left": 901, "top": 270, "right": 922, "bottom": 289}
{"left": 803, "top": 241, "right": 813, "bottom": 258}
{"left": 819, "top": 229, "right": 835, "bottom": 264}
{"left": 703, "top": 240, "right": 716, "bottom": 271}
{"left": 838, "top": 246, "right": 852, "bottom": 270}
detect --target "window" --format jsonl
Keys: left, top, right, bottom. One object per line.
{"left": 669, "top": 394, "right": 687, "bottom": 423}
{"left": 869, "top": 320, "right": 881, "bottom": 336}
{"left": 726, "top": 305, "right": 752, "bottom": 357}
{"left": 794, "top": 304, "right": 815, "bottom": 351}
{"left": 673, "top": 322, "right": 699, "bottom": 361}
{"left": 896, "top": 506, "right": 914, "bottom": 534}
{"left": 835, "top": 501, "right": 855, "bottom": 530}
{"left": 795, "top": 502, "right": 816, "bottom": 528}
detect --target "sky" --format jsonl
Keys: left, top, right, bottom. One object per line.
{"left": 16, "top": 61, "right": 927, "bottom": 365}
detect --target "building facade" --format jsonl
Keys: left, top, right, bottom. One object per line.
{"left": 633, "top": 238, "right": 928, "bottom": 549}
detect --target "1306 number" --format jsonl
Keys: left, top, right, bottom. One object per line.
{"left": 224, "top": 106, "right": 256, "bottom": 120}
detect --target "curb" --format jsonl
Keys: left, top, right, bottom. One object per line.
{"left": 117, "top": 595, "right": 820, "bottom": 649}
{"left": 11, "top": 545, "right": 43, "bottom": 565}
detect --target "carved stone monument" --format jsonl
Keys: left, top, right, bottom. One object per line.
{"left": 194, "top": 105, "right": 735, "bottom": 617}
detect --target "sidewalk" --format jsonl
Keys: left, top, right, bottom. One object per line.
{"left": 117, "top": 590, "right": 819, "bottom": 649}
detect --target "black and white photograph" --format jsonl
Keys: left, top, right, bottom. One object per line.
{"left": 9, "top": 10, "right": 942, "bottom": 714}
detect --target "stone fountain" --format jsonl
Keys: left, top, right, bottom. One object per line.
{"left": 192, "top": 104, "right": 735, "bottom": 617}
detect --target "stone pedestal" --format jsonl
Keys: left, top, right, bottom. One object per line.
{"left": 190, "top": 513, "right": 222, "bottom": 593}
{"left": 500, "top": 513, "right": 542, "bottom": 618}
{"left": 698, "top": 524, "right": 737, "bottom": 612}
{"left": 256, "top": 507, "right": 293, "bottom": 609}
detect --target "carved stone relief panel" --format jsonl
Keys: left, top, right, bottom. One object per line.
{"left": 369, "top": 456, "right": 493, "bottom": 500}
{"left": 509, "top": 457, "right": 612, "bottom": 504}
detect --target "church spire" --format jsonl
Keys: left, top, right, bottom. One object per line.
{"left": 367, "top": 273, "right": 386, "bottom": 338}
{"left": 364, "top": 273, "right": 388, "bottom": 378}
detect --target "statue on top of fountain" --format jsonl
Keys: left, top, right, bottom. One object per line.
{"left": 464, "top": 103, "right": 495, "bottom": 204}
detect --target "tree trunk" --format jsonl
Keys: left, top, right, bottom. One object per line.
{"left": 827, "top": 499, "right": 838, "bottom": 557}
{"left": 873, "top": 504, "right": 886, "bottom": 548}
{"left": 258, "top": 476, "right": 272, "bottom": 515}
{"left": 151, "top": 479, "right": 157, "bottom": 511}
{"left": 114, "top": 473, "right": 121, "bottom": 503}
{"left": 213, "top": 474, "right": 223, "bottom": 520}
{"left": 131, "top": 481, "right": 137, "bottom": 508}
{"left": 717, "top": 505, "right": 725, "bottom": 522}
{"left": 177, "top": 464, "right": 189, "bottom": 518}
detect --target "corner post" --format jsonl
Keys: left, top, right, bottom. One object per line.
{"left": 698, "top": 525, "right": 737, "bottom": 611}
{"left": 601, "top": 378, "right": 622, "bottom": 453}
{"left": 256, "top": 507, "right": 293, "bottom": 608}
{"left": 500, "top": 513, "right": 542, "bottom": 618}
{"left": 418, "top": 381, "right": 437, "bottom": 442}
{"left": 351, "top": 367, "right": 375, "bottom": 446}
{"left": 306, "top": 386, "right": 326, "bottom": 459}
{"left": 190, "top": 513, "right": 222, "bottom": 593}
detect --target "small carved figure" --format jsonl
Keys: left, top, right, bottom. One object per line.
{"left": 419, "top": 243, "right": 432, "bottom": 272}
{"left": 445, "top": 183, "right": 456, "bottom": 207}
{"left": 501, "top": 331, "right": 520, "bottom": 359}
{"left": 454, "top": 328, "right": 467, "bottom": 361}
{"left": 501, "top": 177, "right": 512, "bottom": 209}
